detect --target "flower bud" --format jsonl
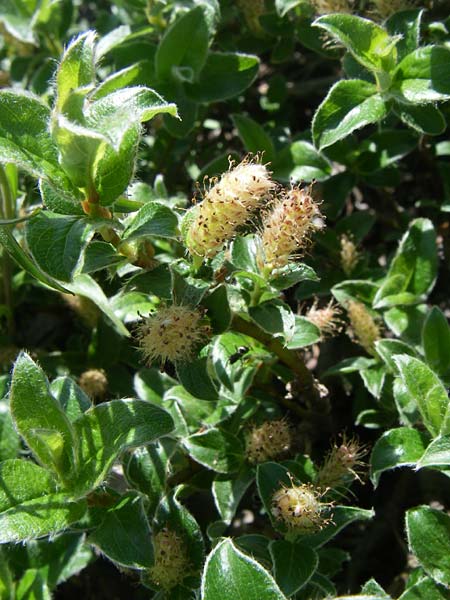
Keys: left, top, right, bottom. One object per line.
{"left": 315, "top": 435, "right": 367, "bottom": 491}
{"left": 346, "top": 301, "right": 380, "bottom": 356}
{"left": 148, "top": 528, "right": 190, "bottom": 590}
{"left": 246, "top": 419, "right": 293, "bottom": 464}
{"left": 137, "top": 305, "right": 210, "bottom": 366}
{"left": 311, "top": 0, "right": 354, "bottom": 14}
{"left": 185, "top": 157, "right": 275, "bottom": 259}
{"left": 79, "top": 369, "right": 108, "bottom": 400}
{"left": 258, "top": 187, "right": 323, "bottom": 273}
{"left": 306, "top": 300, "right": 342, "bottom": 339}
{"left": 340, "top": 235, "right": 359, "bottom": 276}
{"left": 271, "top": 480, "right": 331, "bottom": 534}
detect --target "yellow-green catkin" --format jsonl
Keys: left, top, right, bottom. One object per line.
{"left": 370, "top": 0, "right": 417, "bottom": 19}
{"left": 79, "top": 369, "right": 108, "bottom": 400}
{"left": 306, "top": 300, "right": 342, "bottom": 339}
{"left": 148, "top": 529, "right": 190, "bottom": 590}
{"left": 258, "top": 187, "right": 323, "bottom": 273}
{"left": 236, "top": 0, "right": 266, "bottom": 35}
{"left": 340, "top": 234, "right": 359, "bottom": 276}
{"left": 311, "top": 0, "right": 354, "bottom": 14}
{"left": 186, "top": 157, "right": 275, "bottom": 259}
{"left": 315, "top": 436, "right": 367, "bottom": 491}
{"left": 137, "top": 305, "right": 210, "bottom": 366}
{"left": 346, "top": 300, "right": 380, "bottom": 356}
{"left": 246, "top": 419, "right": 293, "bottom": 464}
{"left": 271, "top": 481, "right": 331, "bottom": 533}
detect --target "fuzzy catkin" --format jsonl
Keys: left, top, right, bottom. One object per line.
{"left": 79, "top": 369, "right": 108, "bottom": 400}
{"left": 148, "top": 529, "right": 190, "bottom": 590}
{"left": 137, "top": 305, "right": 209, "bottom": 365}
{"left": 259, "top": 187, "right": 323, "bottom": 272}
{"left": 306, "top": 300, "right": 342, "bottom": 339}
{"left": 315, "top": 436, "right": 366, "bottom": 491}
{"left": 271, "top": 482, "right": 331, "bottom": 533}
{"left": 186, "top": 158, "right": 275, "bottom": 259}
{"left": 246, "top": 420, "right": 293, "bottom": 464}
{"left": 346, "top": 300, "right": 380, "bottom": 355}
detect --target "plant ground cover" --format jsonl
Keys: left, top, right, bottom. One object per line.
{"left": 1, "top": 1, "right": 450, "bottom": 598}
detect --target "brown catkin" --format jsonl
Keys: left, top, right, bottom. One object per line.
{"left": 186, "top": 157, "right": 275, "bottom": 259}
{"left": 315, "top": 436, "right": 367, "bottom": 491}
{"left": 306, "top": 300, "right": 342, "bottom": 339}
{"left": 79, "top": 369, "right": 108, "bottom": 400}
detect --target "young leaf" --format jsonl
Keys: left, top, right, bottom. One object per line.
{"left": 269, "top": 540, "right": 318, "bottom": 596}
{"left": 10, "top": 352, "right": 77, "bottom": 483}
{"left": 313, "top": 14, "right": 398, "bottom": 73}
{"left": 422, "top": 307, "right": 450, "bottom": 376}
{"left": 394, "top": 355, "right": 450, "bottom": 437}
{"left": 370, "top": 427, "right": 428, "bottom": 486}
{"left": 122, "top": 201, "right": 179, "bottom": 241}
{"left": 212, "top": 467, "right": 254, "bottom": 525}
{"left": 0, "top": 459, "right": 86, "bottom": 544}
{"left": 385, "top": 9, "right": 423, "bottom": 60}
{"left": 417, "top": 435, "right": 450, "bottom": 470}
{"left": 312, "top": 80, "right": 387, "bottom": 151}
{"left": 73, "top": 398, "right": 174, "bottom": 493}
{"left": 392, "top": 46, "right": 450, "bottom": 104}
{"left": 55, "top": 31, "right": 96, "bottom": 113}
{"left": 406, "top": 506, "right": 450, "bottom": 587}
{"left": 0, "top": 90, "right": 70, "bottom": 190}
{"left": 201, "top": 538, "right": 287, "bottom": 600}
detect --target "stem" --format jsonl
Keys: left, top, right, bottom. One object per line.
{"left": 231, "top": 313, "right": 317, "bottom": 397}
{"left": 0, "top": 166, "right": 15, "bottom": 337}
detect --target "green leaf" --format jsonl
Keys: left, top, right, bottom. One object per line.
{"left": 212, "top": 467, "right": 254, "bottom": 525}
{"left": 201, "top": 538, "right": 287, "bottom": 600}
{"left": 312, "top": 80, "right": 387, "bottom": 151}
{"left": 417, "top": 435, "right": 450, "bottom": 470}
{"left": 375, "top": 339, "right": 416, "bottom": 373}
{"left": 55, "top": 31, "right": 96, "bottom": 113}
{"left": 269, "top": 540, "right": 318, "bottom": 596}
{"left": 184, "top": 428, "right": 244, "bottom": 473}
{"left": 232, "top": 114, "right": 275, "bottom": 163}
{"left": 385, "top": 9, "right": 423, "bottom": 60}
{"left": 286, "top": 316, "right": 321, "bottom": 349}
{"left": 422, "top": 307, "right": 450, "bottom": 376}
{"left": 249, "top": 300, "right": 295, "bottom": 343}
{"left": 0, "top": 90, "right": 68, "bottom": 189}
{"left": 384, "top": 304, "right": 427, "bottom": 346}
{"left": 89, "top": 492, "right": 153, "bottom": 569}
{"left": 230, "top": 235, "right": 260, "bottom": 274}
{"left": 187, "top": 52, "right": 259, "bottom": 103}
{"left": 374, "top": 218, "right": 437, "bottom": 308}
{"left": 332, "top": 279, "right": 379, "bottom": 305}
{"left": 406, "top": 506, "right": 450, "bottom": 587}
{"left": 122, "top": 201, "right": 178, "bottom": 241}
{"left": 324, "top": 356, "right": 377, "bottom": 377}
{"left": 399, "top": 577, "right": 450, "bottom": 600}
{"left": 313, "top": 14, "right": 398, "bottom": 72}
{"left": 64, "top": 273, "right": 130, "bottom": 337}
{"left": 202, "top": 285, "right": 232, "bottom": 334}
{"left": 0, "top": 401, "right": 20, "bottom": 461}
{"left": 394, "top": 355, "right": 450, "bottom": 437}
{"left": 0, "top": 459, "right": 86, "bottom": 543}
{"left": 270, "top": 263, "right": 319, "bottom": 291}
{"left": 50, "top": 376, "right": 91, "bottom": 422}
{"left": 0, "top": 225, "right": 68, "bottom": 293}
{"left": 394, "top": 104, "right": 446, "bottom": 136}
{"left": 300, "top": 506, "right": 374, "bottom": 548}
{"left": 392, "top": 46, "right": 450, "bottom": 104}
{"left": 25, "top": 211, "right": 100, "bottom": 282}
{"left": 155, "top": 7, "right": 209, "bottom": 82}
{"left": 0, "top": 0, "right": 37, "bottom": 44}
{"left": 370, "top": 427, "right": 428, "bottom": 486}
{"left": 73, "top": 398, "right": 174, "bottom": 493}
{"left": 176, "top": 357, "right": 219, "bottom": 401}
{"left": 272, "top": 140, "right": 332, "bottom": 183}
{"left": 10, "top": 352, "right": 77, "bottom": 482}
{"left": 16, "top": 569, "right": 51, "bottom": 600}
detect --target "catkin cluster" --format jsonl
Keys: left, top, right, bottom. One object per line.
{"left": 185, "top": 157, "right": 275, "bottom": 259}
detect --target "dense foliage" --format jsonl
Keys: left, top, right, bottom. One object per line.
{"left": 1, "top": 0, "right": 450, "bottom": 598}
